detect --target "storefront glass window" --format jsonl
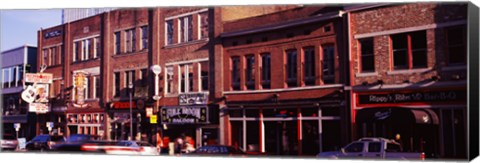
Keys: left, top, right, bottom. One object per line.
{"left": 322, "top": 120, "right": 341, "bottom": 152}
{"left": 246, "top": 121, "right": 259, "bottom": 152}
{"left": 229, "top": 109, "right": 243, "bottom": 118}
{"left": 301, "top": 108, "right": 318, "bottom": 117}
{"left": 245, "top": 109, "right": 259, "bottom": 117}
{"left": 321, "top": 107, "right": 340, "bottom": 117}
{"left": 302, "top": 120, "right": 319, "bottom": 155}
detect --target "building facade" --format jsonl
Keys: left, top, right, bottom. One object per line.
{"left": 346, "top": 3, "right": 468, "bottom": 159}
{"left": 219, "top": 6, "right": 350, "bottom": 156}
{"left": 1, "top": 45, "right": 38, "bottom": 140}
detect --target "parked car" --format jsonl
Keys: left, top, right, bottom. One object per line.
{"left": 187, "top": 145, "right": 246, "bottom": 156}
{"left": 25, "top": 134, "right": 65, "bottom": 151}
{"left": 1, "top": 134, "right": 18, "bottom": 151}
{"left": 316, "top": 137, "right": 425, "bottom": 160}
{"left": 52, "top": 134, "right": 99, "bottom": 152}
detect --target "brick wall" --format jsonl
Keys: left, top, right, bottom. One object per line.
{"left": 350, "top": 3, "right": 468, "bottom": 86}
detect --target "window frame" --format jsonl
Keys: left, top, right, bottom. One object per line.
{"left": 198, "top": 11, "right": 209, "bottom": 39}
{"left": 231, "top": 57, "right": 241, "bottom": 91}
{"left": 390, "top": 30, "right": 428, "bottom": 70}
{"left": 114, "top": 31, "right": 121, "bottom": 55}
{"left": 359, "top": 38, "right": 375, "bottom": 73}
{"left": 166, "top": 20, "right": 174, "bottom": 45}
{"left": 445, "top": 25, "right": 467, "bottom": 66}
{"left": 286, "top": 49, "right": 298, "bottom": 87}
{"left": 141, "top": 26, "right": 148, "bottom": 50}
{"left": 261, "top": 53, "right": 271, "bottom": 89}
{"left": 303, "top": 47, "right": 316, "bottom": 86}
{"left": 245, "top": 55, "right": 255, "bottom": 90}
{"left": 322, "top": 45, "right": 335, "bottom": 84}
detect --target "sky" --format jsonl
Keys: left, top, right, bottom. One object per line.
{"left": 1, "top": 9, "right": 62, "bottom": 52}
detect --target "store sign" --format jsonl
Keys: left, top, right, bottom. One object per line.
{"left": 374, "top": 110, "right": 391, "bottom": 120}
{"left": 358, "top": 90, "right": 466, "bottom": 105}
{"left": 73, "top": 71, "right": 89, "bottom": 108}
{"left": 14, "top": 123, "right": 21, "bottom": 131}
{"left": 150, "top": 115, "right": 158, "bottom": 124}
{"left": 179, "top": 93, "right": 208, "bottom": 105}
{"left": 29, "top": 103, "right": 50, "bottom": 114}
{"left": 161, "top": 106, "right": 208, "bottom": 124}
{"left": 112, "top": 101, "right": 136, "bottom": 109}
{"left": 44, "top": 30, "right": 62, "bottom": 39}
{"left": 25, "top": 73, "right": 53, "bottom": 83}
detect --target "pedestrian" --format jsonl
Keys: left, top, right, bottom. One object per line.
{"left": 184, "top": 136, "right": 195, "bottom": 153}
{"left": 156, "top": 131, "right": 164, "bottom": 154}
{"left": 174, "top": 136, "right": 184, "bottom": 154}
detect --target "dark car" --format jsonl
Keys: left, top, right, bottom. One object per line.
{"left": 1, "top": 134, "right": 18, "bottom": 151}
{"left": 187, "top": 145, "right": 246, "bottom": 156}
{"left": 25, "top": 134, "right": 65, "bottom": 151}
{"left": 52, "top": 134, "right": 99, "bottom": 152}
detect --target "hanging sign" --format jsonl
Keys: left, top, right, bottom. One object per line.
{"left": 73, "top": 71, "right": 89, "bottom": 108}
{"left": 29, "top": 103, "right": 50, "bottom": 114}
{"left": 150, "top": 115, "right": 158, "bottom": 124}
{"left": 25, "top": 73, "right": 53, "bottom": 84}
{"left": 179, "top": 93, "right": 208, "bottom": 105}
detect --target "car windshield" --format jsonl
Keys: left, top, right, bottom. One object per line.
{"left": 66, "top": 135, "right": 90, "bottom": 142}
{"left": 2, "top": 135, "right": 16, "bottom": 140}
{"left": 31, "top": 135, "right": 49, "bottom": 142}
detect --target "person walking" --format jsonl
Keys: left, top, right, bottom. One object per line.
{"left": 156, "top": 131, "right": 164, "bottom": 154}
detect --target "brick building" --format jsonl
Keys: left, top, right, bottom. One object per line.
{"left": 219, "top": 6, "right": 350, "bottom": 155}
{"left": 346, "top": 3, "right": 468, "bottom": 158}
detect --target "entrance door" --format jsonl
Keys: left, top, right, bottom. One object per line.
{"left": 200, "top": 128, "right": 218, "bottom": 146}
{"left": 264, "top": 121, "right": 298, "bottom": 155}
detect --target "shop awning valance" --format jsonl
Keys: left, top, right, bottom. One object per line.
{"left": 355, "top": 107, "right": 439, "bottom": 125}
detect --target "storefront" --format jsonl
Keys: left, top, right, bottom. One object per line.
{"left": 159, "top": 104, "right": 219, "bottom": 149}
{"left": 353, "top": 88, "right": 467, "bottom": 158}
{"left": 108, "top": 99, "right": 151, "bottom": 141}
{"left": 66, "top": 111, "right": 105, "bottom": 138}
{"left": 226, "top": 99, "right": 345, "bottom": 156}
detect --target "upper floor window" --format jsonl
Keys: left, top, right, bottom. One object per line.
{"left": 245, "top": 55, "right": 255, "bottom": 90}
{"left": 43, "top": 49, "right": 48, "bottom": 66}
{"left": 140, "top": 69, "right": 148, "bottom": 85}
{"left": 166, "top": 66, "right": 174, "bottom": 94}
{"left": 141, "top": 26, "right": 148, "bottom": 50}
{"left": 166, "top": 20, "right": 174, "bottom": 45}
{"left": 94, "top": 37, "right": 100, "bottom": 59}
{"left": 199, "top": 12, "right": 209, "bottom": 39}
{"left": 73, "top": 42, "right": 78, "bottom": 62}
{"left": 391, "top": 30, "right": 427, "bottom": 70}
{"left": 125, "top": 28, "right": 136, "bottom": 53}
{"left": 2, "top": 66, "right": 22, "bottom": 88}
{"left": 231, "top": 57, "right": 241, "bottom": 90}
{"left": 303, "top": 47, "right": 316, "bottom": 86}
{"left": 359, "top": 38, "right": 375, "bottom": 72}
{"left": 94, "top": 75, "right": 100, "bottom": 99}
{"left": 114, "top": 32, "right": 121, "bottom": 54}
{"left": 125, "top": 70, "right": 135, "bottom": 96}
{"left": 322, "top": 45, "right": 335, "bottom": 84}
{"left": 286, "top": 49, "right": 298, "bottom": 87}
{"left": 82, "top": 39, "right": 90, "bottom": 61}
{"left": 200, "top": 61, "right": 209, "bottom": 92}
{"left": 446, "top": 25, "right": 466, "bottom": 65}
{"left": 51, "top": 47, "right": 57, "bottom": 66}
{"left": 114, "top": 72, "right": 120, "bottom": 97}
{"left": 179, "top": 16, "right": 193, "bottom": 43}
{"left": 261, "top": 53, "right": 271, "bottom": 89}
{"left": 180, "top": 64, "right": 193, "bottom": 93}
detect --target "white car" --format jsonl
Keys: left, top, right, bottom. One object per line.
{"left": 104, "top": 141, "right": 159, "bottom": 156}
{"left": 1, "top": 135, "right": 18, "bottom": 151}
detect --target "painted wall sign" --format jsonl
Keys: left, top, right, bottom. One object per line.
{"left": 29, "top": 103, "right": 50, "bottom": 114}
{"left": 44, "top": 30, "right": 62, "bottom": 39}
{"left": 25, "top": 73, "right": 53, "bottom": 83}
{"left": 357, "top": 90, "right": 466, "bottom": 105}
{"left": 179, "top": 93, "right": 208, "bottom": 105}
{"left": 161, "top": 106, "right": 208, "bottom": 124}
{"left": 73, "top": 71, "right": 89, "bottom": 108}
{"left": 112, "top": 101, "right": 137, "bottom": 109}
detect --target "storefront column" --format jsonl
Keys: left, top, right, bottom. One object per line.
{"left": 297, "top": 108, "right": 302, "bottom": 155}
{"left": 242, "top": 109, "right": 247, "bottom": 150}
{"left": 439, "top": 110, "right": 445, "bottom": 157}
{"left": 259, "top": 109, "right": 265, "bottom": 153}
{"left": 219, "top": 104, "right": 227, "bottom": 145}
{"left": 318, "top": 107, "right": 323, "bottom": 152}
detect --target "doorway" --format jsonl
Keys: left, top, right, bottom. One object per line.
{"left": 264, "top": 121, "right": 298, "bottom": 155}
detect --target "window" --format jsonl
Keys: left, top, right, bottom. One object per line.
{"left": 51, "top": 47, "right": 57, "bottom": 65}
{"left": 446, "top": 25, "right": 466, "bottom": 65}
{"left": 125, "top": 70, "right": 136, "bottom": 96}
{"left": 43, "top": 49, "right": 48, "bottom": 66}
{"left": 386, "top": 143, "right": 402, "bottom": 152}
{"left": 84, "top": 77, "right": 89, "bottom": 99}
{"left": 141, "top": 26, "right": 148, "bottom": 50}
{"left": 166, "top": 20, "right": 174, "bottom": 45}
{"left": 94, "top": 37, "right": 100, "bottom": 59}
{"left": 17, "top": 65, "right": 24, "bottom": 86}
{"left": 179, "top": 16, "right": 193, "bottom": 43}
{"left": 303, "top": 47, "right": 315, "bottom": 86}
{"left": 199, "top": 12, "right": 209, "bottom": 39}
{"left": 180, "top": 64, "right": 193, "bottom": 93}
{"left": 368, "top": 142, "right": 382, "bottom": 152}
{"left": 322, "top": 45, "right": 335, "bottom": 84}
{"left": 245, "top": 55, "right": 255, "bottom": 90}
{"left": 200, "top": 61, "right": 209, "bottom": 91}
{"left": 359, "top": 38, "right": 375, "bottom": 72}
{"left": 82, "top": 39, "right": 89, "bottom": 61}
{"left": 345, "top": 142, "right": 364, "bottom": 153}
{"left": 286, "top": 49, "right": 297, "bottom": 87}
{"left": 166, "top": 66, "right": 174, "bottom": 94}
{"left": 114, "top": 32, "right": 121, "bottom": 54}
{"left": 231, "top": 57, "right": 241, "bottom": 90}
{"left": 126, "top": 28, "right": 136, "bottom": 53}
{"left": 94, "top": 75, "right": 100, "bottom": 99}
{"left": 391, "top": 30, "right": 427, "bottom": 70}
{"left": 261, "top": 53, "right": 271, "bottom": 89}
{"left": 140, "top": 69, "right": 148, "bottom": 85}
{"left": 114, "top": 72, "right": 120, "bottom": 97}
{"left": 73, "top": 42, "right": 78, "bottom": 62}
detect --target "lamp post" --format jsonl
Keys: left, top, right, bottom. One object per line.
{"left": 128, "top": 82, "right": 133, "bottom": 140}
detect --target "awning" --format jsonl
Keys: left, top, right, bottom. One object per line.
{"left": 2, "top": 115, "right": 28, "bottom": 123}
{"left": 355, "top": 108, "right": 439, "bottom": 125}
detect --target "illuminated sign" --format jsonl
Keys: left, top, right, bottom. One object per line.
{"left": 161, "top": 106, "right": 208, "bottom": 124}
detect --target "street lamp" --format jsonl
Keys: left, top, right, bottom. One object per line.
{"left": 128, "top": 82, "right": 133, "bottom": 140}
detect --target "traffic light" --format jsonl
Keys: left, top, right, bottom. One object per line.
{"left": 63, "top": 87, "right": 72, "bottom": 104}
